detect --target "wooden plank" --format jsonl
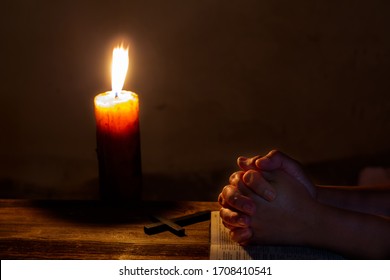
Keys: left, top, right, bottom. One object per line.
{"left": 0, "top": 199, "right": 220, "bottom": 259}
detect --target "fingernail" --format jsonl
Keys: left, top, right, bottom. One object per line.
{"left": 243, "top": 171, "right": 254, "bottom": 185}
{"left": 264, "top": 189, "right": 276, "bottom": 201}
{"left": 238, "top": 156, "right": 247, "bottom": 163}
{"left": 237, "top": 156, "right": 247, "bottom": 168}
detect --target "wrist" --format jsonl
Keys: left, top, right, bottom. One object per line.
{"left": 315, "top": 185, "right": 342, "bottom": 206}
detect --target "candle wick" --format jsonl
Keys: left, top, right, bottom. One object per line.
{"left": 115, "top": 91, "right": 118, "bottom": 98}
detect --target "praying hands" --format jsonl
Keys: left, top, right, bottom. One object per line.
{"left": 218, "top": 150, "right": 390, "bottom": 259}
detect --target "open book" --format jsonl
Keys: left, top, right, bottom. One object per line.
{"left": 210, "top": 211, "right": 344, "bottom": 260}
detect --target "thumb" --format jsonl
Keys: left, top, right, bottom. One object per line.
{"left": 255, "top": 150, "right": 316, "bottom": 198}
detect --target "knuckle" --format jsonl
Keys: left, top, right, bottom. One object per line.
{"left": 222, "top": 185, "right": 242, "bottom": 206}
{"left": 221, "top": 185, "right": 233, "bottom": 197}
{"left": 218, "top": 193, "right": 224, "bottom": 205}
{"left": 219, "top": 208, "right": 228, "bottom": 219}
{"left": 220, "top": 208, "right": 238, "bottom": 225}
{"left": 269, "top": 149, "right": 280, "bottom": 156}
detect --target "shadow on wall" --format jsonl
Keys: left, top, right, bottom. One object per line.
{"left": 0, "top": 154, "right": 230, "bottom": 201}
{"left": 0, "top": 171, "right": 228, "bottom": 201}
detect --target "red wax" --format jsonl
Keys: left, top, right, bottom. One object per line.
{"left": 94, "top": 90, "right": 142, "bottom": 200}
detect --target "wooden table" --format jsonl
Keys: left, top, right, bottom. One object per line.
{"left": 0, "top": 199, "right": 220, "bottom": 260}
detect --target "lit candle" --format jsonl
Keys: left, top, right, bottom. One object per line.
{"left": 94, "top": 46, "right": 142, "bottom": 201}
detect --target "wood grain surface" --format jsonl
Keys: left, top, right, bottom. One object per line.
{"left": 0, "top": 199, "right": 220, "bottom": 260}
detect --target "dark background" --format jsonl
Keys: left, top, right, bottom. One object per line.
{"left": 1, "top": 0, "right": 390, "bottom": 201}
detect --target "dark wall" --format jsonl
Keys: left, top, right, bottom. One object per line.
{"left": 1, "top": 1, "right": 389, "bottom": 200}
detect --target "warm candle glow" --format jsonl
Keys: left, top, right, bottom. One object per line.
{"left": 94, "top": 43, "right": 142, "bottom": 200}
{"left": 111, "top": 46, "right": 129, "bottom": 95}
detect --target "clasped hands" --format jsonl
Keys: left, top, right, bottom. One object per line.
{"left": 218, "top": 150, "right": 319, "bottom": 246}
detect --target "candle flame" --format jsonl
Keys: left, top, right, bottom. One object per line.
{"left": 111, "top": 46, "right": 129, "bottom": 96}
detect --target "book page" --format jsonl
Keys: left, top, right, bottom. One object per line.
{"left": 210, "top": 211, "right": 344, "bottom": 260}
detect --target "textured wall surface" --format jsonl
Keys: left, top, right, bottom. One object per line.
{"left": 1, "top": 1, "right": 389, "bottom": 200}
